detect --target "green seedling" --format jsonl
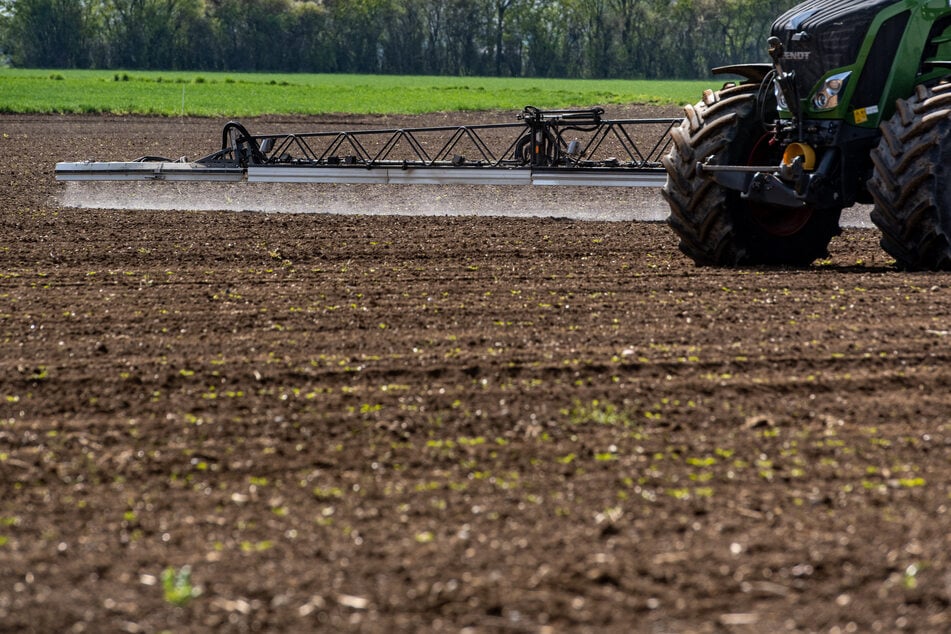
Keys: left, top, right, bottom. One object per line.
{"left": 161, "top": 565, "right": 200, "bottom": 606}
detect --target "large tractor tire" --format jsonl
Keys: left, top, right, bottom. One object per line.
{"left": 662, "top": 83, "right": 841, "bottom": 266}
{"left": 869, "top": 82, "right": 951, "bottom": 270}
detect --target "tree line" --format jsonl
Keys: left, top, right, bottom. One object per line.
{"left": 0, "top": 0, "right": 793, "bottom": 79}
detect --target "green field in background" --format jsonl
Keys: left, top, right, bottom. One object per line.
{"left": 0, "top": 69, "right": 710, "bottom": 116}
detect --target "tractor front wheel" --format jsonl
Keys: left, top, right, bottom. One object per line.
{"left": 662, "top": 83, "right": 841, "bottom": 266}
{"left": 869, "top": 82, "right": 951, "bottom": 270}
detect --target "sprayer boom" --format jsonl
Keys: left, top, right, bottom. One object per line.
{"left": 55, "top": 107, "right": 677, "bottom": 188}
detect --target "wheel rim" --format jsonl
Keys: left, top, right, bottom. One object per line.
{"left": 745, "top": 133, "right": 814, "bottom": 237}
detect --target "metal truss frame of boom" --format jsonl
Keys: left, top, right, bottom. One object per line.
{"left": 55, "top": 106, "right": 679, "bottom": 189}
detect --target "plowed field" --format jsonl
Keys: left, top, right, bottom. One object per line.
{"left": 1, "top": 111, "right": 949, "bottom": 633}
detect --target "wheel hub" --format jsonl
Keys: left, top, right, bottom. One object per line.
{"left": 746, "top": 133, "right": 815, "bottom": 237}
{"left": 748, "top": 205, "right": 814, "bottom": 237}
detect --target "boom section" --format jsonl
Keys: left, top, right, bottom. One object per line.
{"left": 56, "top": 107, "right": 678, "bottom": 188}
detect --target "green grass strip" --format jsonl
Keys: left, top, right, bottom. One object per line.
{"left": 0, "top": 69, "right": 710, "bottom": 116}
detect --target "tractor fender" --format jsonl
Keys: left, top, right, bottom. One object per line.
{"left": 712, "top": 64, "right": 773, "bottom": 85}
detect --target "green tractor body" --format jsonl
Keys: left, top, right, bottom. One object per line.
{"left": 663, "top": 0, "right": 951, "bottom": 268}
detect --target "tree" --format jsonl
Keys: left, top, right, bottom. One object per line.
{"left": 440, "top": 0, "right": 490, "bottom": 75}
{"left": 322, "top": 0, "right": 403, "bottom": 73}
{"left": 0, "top": 2, "right": 11, "bottom": 65}
{"left": 0, "top": 0, "right": 790, "bottom": 78}
{"left": 212, "top": 0, "right": 295, "bottom": 71}
{"left": 99, "top": 0, "right": 209, "bottom": 69}
{"left": 494, "top": 0, "right": 520, "bottom": 76}
{"left": 283, "top": 1, "right": 331, "bottom": 73}
{"left": 6, "top": 0, "right": 90, "bottom": 67}
{"left": 379, "top": 0, "right": 423, "bottom": 75}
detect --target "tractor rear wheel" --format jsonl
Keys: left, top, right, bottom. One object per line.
{"left": 662, "top": 83, "right": 841, "bottom": 266}
{"left": 869, "top": 82, "right": 951, "bottom": 270}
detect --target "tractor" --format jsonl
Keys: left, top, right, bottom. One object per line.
{"left": 662, "top": 0, "right": 951, "bottom": 269}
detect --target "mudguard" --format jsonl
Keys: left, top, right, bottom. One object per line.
{"left": 712, "top": 64, "right": 773, "bottom": 85}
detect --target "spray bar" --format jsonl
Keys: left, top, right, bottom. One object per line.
{"left": 56, "top": 163, "right": 669, "bottom": 188}
{"left": 54, "top": 161, "right": 245, "bottom": 182}
{"left": 55, "top": 107, "right": 678, "bottom": 188}
{"left": 247, "top": 166, "right": 668, "bottom": 187}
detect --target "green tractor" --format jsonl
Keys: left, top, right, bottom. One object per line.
{"left": 663, "top": 0, "right": 951, "bottom": 269}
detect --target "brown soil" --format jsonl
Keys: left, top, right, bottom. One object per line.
{"left": 1, "top": 109, "right": 950, "bottom": 633}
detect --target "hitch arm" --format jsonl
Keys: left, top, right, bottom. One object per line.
{"left": 697, "top": 161, "right": 806, "bottom": 209}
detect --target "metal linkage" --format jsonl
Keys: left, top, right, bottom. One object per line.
{"left": 205, "top": 107, "right": 677, "bottom": 170}
{"left": 249, "top": 121, "right": 527, "bottom": 168}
